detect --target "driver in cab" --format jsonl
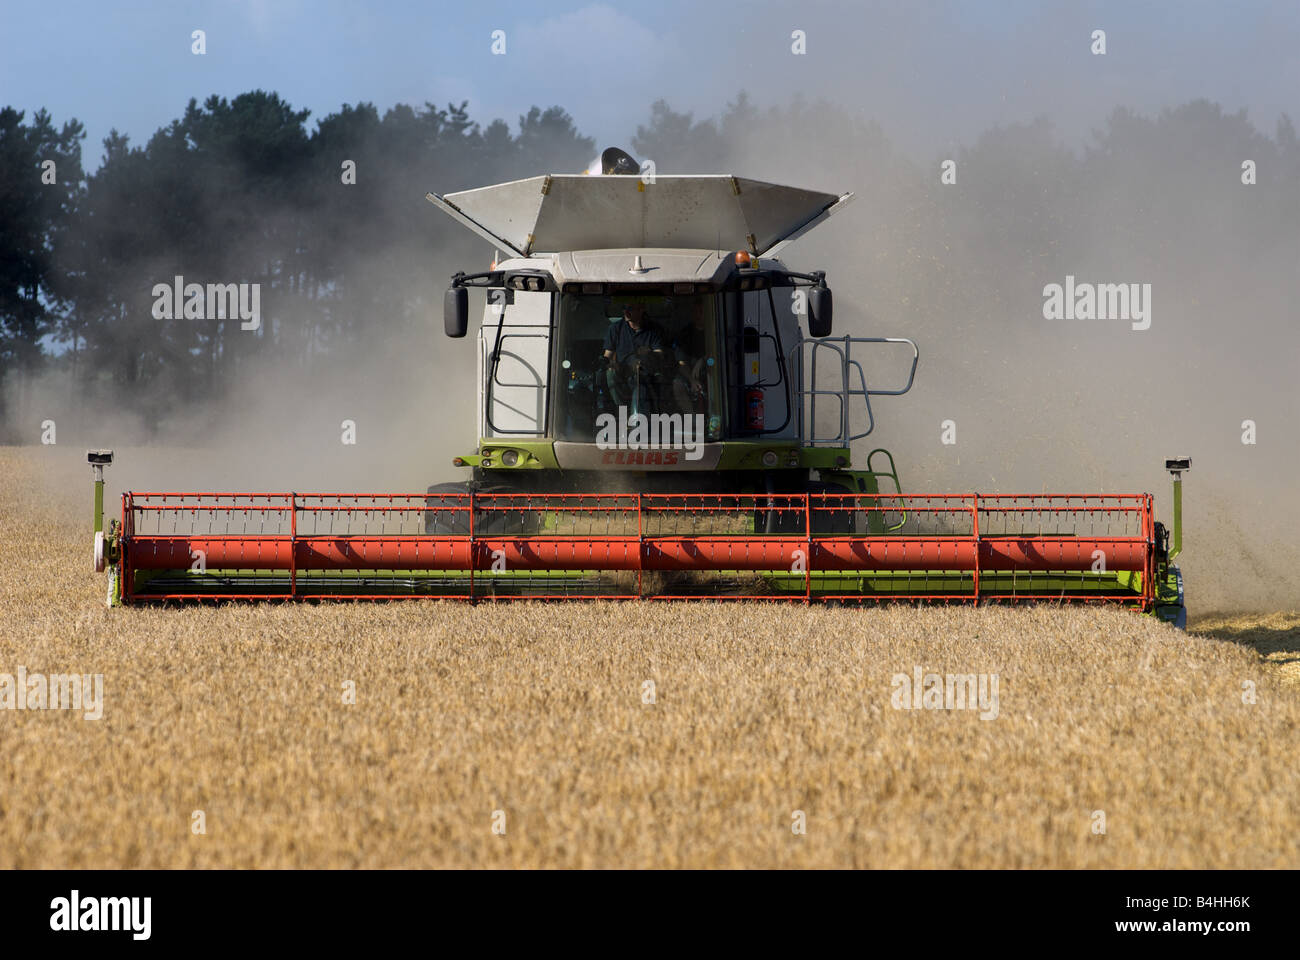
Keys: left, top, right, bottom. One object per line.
{"left": 602, "top": 304, "right": 664, "bottom": 406}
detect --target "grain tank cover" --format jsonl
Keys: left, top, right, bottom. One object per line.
{"left": 427, "top": 175, "right": 852, "bottom": 258}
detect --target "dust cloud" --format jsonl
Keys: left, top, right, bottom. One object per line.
{"left": 699, "top": 106, "right": 1298, "bottom": 611}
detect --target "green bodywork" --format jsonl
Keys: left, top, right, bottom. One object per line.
{"left": 459, "top": 438, "right": 856, "bottom": 472}
{"left": 123, "top": 563, "right": 1178, "bottom": 620}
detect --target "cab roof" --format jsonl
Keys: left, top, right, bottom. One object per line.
{"left": 428, "top": 174, "right": 852, "bottom": 258}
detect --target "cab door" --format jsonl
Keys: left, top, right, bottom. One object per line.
{"left": 479, "top": 289, "right": 552, "bottom": 437}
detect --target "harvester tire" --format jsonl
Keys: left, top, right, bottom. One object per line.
{"left": 753, "top": 482, "right": 865, "bottom": 535}
{"left": 424, "top": 482, "right": 471, "bottom": 535}
{"left": 809, "top": 481, "right": 864, "bottom": 535}
{"left": 424, "top": 482, "right": 538, "bottom": 536}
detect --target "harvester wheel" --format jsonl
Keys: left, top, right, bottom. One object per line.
{"left": 425, "top": 482, "right": 471, "bottom": 535}
{"left": 808, "top": 481, "right": 865, "bottom": 535}
{"left": 753, "top": 482, "right": 865, "bottom": 535}
{"left": 753, "top": 499, "right": 806, "bottom": 535}
{"left": 423, "top": 482, "right": 539, "bottom": 535}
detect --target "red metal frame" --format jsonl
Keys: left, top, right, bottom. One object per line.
{"left": 119, "top": 490, "right": 1156, "bottom": 607}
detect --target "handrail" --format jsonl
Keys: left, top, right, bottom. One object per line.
{"left": 788, "top": 336, "right": 919, "bottom": 446}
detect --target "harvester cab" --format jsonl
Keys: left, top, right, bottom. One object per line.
{"left": 425, "top": 156, "right": 917, "bottom": 505}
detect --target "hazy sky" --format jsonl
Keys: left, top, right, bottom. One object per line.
{"left": 3, "top": 0, "right": 1297, "bottom": 169}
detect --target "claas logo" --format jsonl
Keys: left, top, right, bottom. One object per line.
{"left": 601, "top": 450, "right": 682, "bottom": 466}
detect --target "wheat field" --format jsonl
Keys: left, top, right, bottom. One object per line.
{"left": 2, "top": 446, "right": 1298, "bottom": 868}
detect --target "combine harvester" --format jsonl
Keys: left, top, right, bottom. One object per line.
{"left": 88, "top": 149, "right": 1190, "bottom": 626}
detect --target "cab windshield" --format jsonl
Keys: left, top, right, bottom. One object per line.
{"left": 553, "top": 291, "right": 724, "bottom": 443}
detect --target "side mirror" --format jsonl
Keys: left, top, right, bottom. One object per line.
{"left": 444, "top": 285, "right": 468, "bottom": 338}
{"left": 808, "top": 285, "right": 833, "bottom": 338}
{"left": 742, "top": 326, "right": 761, "bottom": 354}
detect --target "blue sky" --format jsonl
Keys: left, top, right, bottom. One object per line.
{"left": 2, "top": 0, "right": 1297, "bottom": 169}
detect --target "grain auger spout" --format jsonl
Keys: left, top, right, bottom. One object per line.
{"left": 89, "top": 150, "right": 1190, "bottom": 626}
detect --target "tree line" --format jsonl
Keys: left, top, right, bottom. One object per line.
{"left": 0, "top": 92, "right": 598, "bottom": 428}
{"left": 2, "top": 90, "right": 1297, "bottom": 438}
